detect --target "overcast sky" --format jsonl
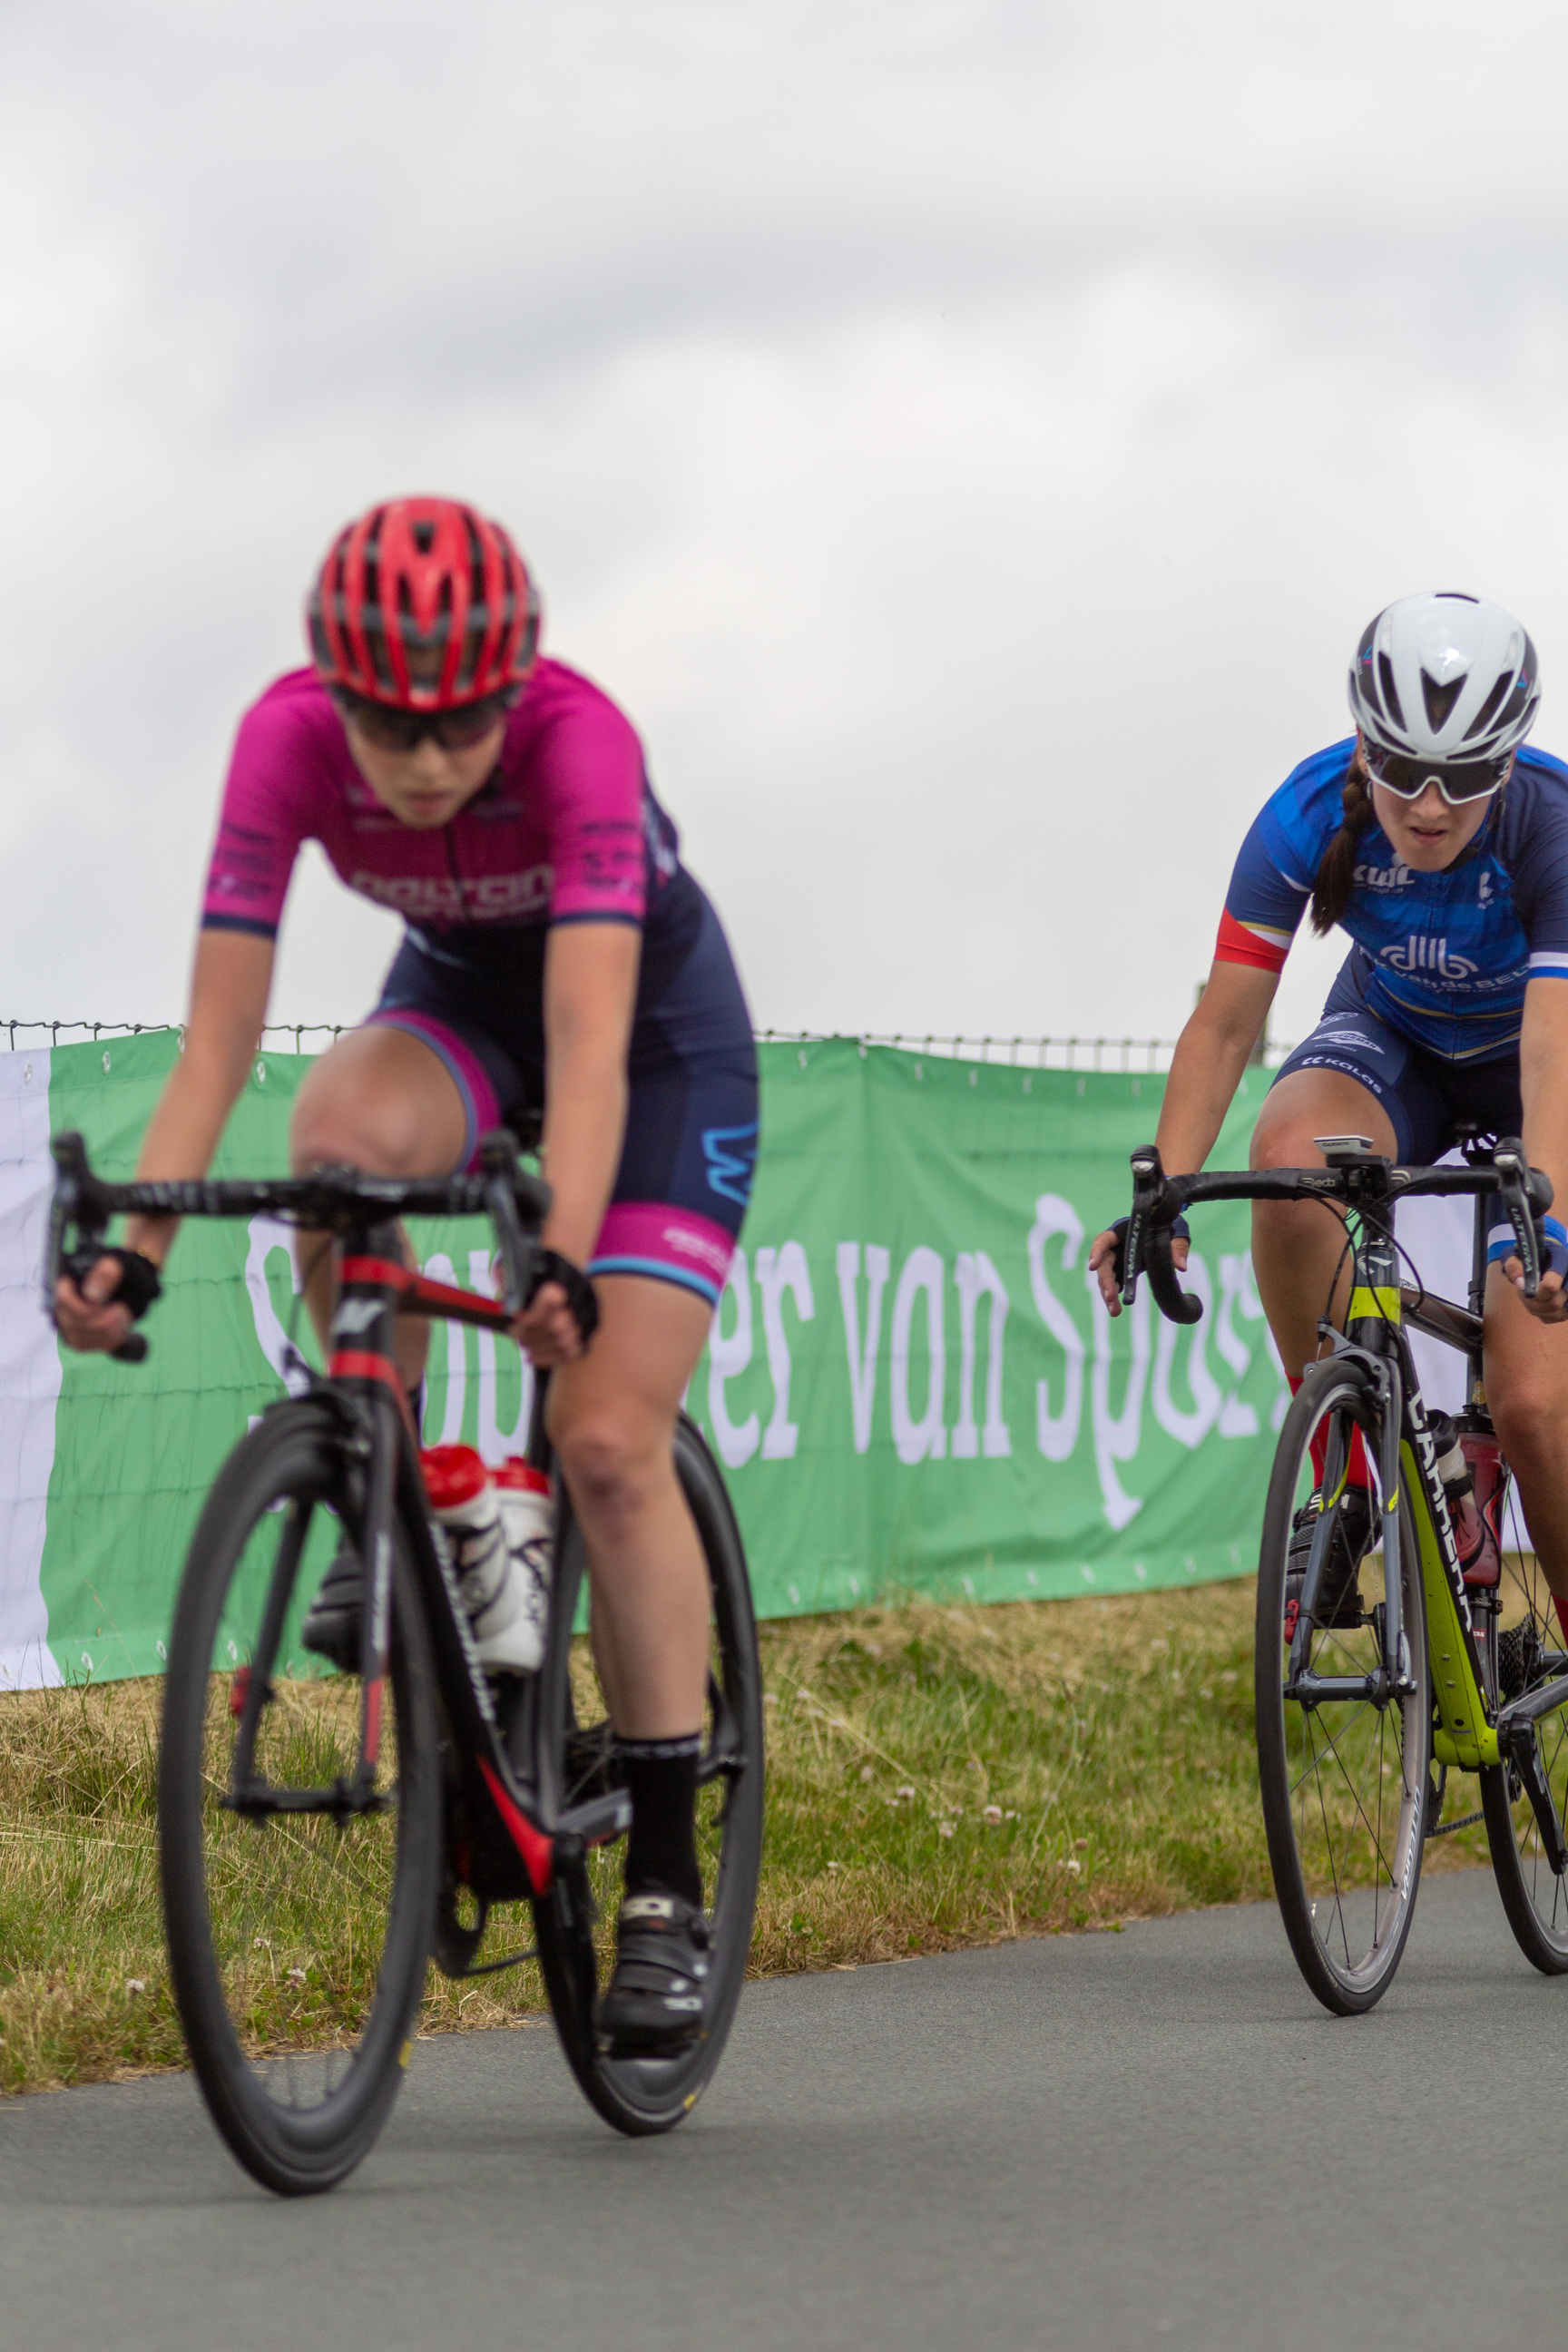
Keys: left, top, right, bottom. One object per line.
{"left": 4, "top": 0, "right": 1567, "bottom": 1049}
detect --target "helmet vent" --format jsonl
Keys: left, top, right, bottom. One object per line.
{"left": 307, "top": 497, "right": 538, "bottom": 708}
{"left": 1377, "top": 652, "right": 1405, "bottom": 732}
{"left": 1463, "top": 669, "right": 1514, "bottom": 743}
{"left": 1421, "top": 671, "right": 1465, "bottom": 733}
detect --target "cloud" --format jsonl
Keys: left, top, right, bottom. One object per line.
{"left": 2, "top": 0, "right": 1566, "bottom": 1049}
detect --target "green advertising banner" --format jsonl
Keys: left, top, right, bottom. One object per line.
{"left": 0, "top": 1032, "right": 1289, "bottom": 1689}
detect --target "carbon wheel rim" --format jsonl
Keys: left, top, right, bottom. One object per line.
{"left": 1263, "top": 1376, "right": 1427, "bottom": 2004}
{"left": 163, "top": 1421, "right": 435, "bottom": 2161}
{"left": 1489, "top": 1550, "right": 1568, "bottom": 1958}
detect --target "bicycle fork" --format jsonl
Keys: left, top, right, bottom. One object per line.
{"left": 1289, "top": 1230, "right": 1415, "bottom": 1706}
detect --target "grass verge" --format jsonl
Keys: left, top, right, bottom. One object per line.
{"left": 0, "top": 1577, "right": 1496, "bottom": 2093}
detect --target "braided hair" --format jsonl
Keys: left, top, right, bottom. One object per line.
{"left": 1308, "top": 748, "right": 1375, "bottom": 936}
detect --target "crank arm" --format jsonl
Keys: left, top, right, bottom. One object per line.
{"left": 1495, "top": 1671, "right": 1568, "bottom": 1737}
{"left": 1502, "top": 1722, "right": 1568, "bottom": 1877}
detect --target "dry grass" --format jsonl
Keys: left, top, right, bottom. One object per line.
{"left": 0, "top": 1575, "right": 1500, "bottom": 2095}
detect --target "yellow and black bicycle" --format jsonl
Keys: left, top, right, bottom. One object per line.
{"left": 1122, "top": 1132, "right": 1568, "bottom": 2014}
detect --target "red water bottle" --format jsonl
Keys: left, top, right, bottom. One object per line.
{"left": 1457, "top": 1425, "right": 1506, "bottom": 1590}
{"left": 1432, "top": 1417, "right": 1503, "bottom": 1588}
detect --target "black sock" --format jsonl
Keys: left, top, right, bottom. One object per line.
{"left": 407, "top": 1380, "right": 426, "bottom": 1436}
{"left": 619, "top": 1736, "right": 702, "bottom": 1907}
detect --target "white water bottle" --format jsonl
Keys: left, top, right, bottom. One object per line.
{"left": 495, "top": 1457, "right": 553, "bottom": 1662}
{"left": 421, "top": 1445, "right": 544, "bottom": 1674}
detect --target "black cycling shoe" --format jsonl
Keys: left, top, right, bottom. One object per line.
{"left": 1284, "top": 1486, "right": 1375, "bottom": 1635}
{"left": 299, "top": 1540, "right": 363, "bottom": 1673}
{"left": 597, "top": 1890, "right": 711, "bottom": 2057}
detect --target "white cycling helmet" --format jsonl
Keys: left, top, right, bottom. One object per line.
{"left": 1348, "top": 591, "right": 1540, "bottom": 768}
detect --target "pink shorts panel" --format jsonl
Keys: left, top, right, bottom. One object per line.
{"left": 362, "top": 1009, "right": 502, "bottom": 1171}
{"left": 588, "top": 1201, "right": 737, "bottom": 1306}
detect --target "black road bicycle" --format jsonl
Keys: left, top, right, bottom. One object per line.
{"left": 45, "top": 1129, "right": 764, "bottom": 2194}
{"left": 1121, "top": 1132, "right": 1568, "bottom": 2014}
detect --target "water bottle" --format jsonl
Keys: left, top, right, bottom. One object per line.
{"left": 1458, "top": 1422, "right": 1508, "bottom": 1591}
{"left": 421, "top": 1444, "right": 544, "bottom": 1673}
{"left": 1430, "top": 1416, "right": 1501, "bottom": 1588}
{"left": 495, "top": 1457, "right": 554, "bottom": 1590}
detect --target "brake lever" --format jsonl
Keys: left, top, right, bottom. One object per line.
{"left": 1494, "top": 1137, "right": 1543, "bottom": 1299}
{"left": 1125, "top": 1146, "right": 1203, "bottom": 1327}
{"left": 477, "top": 1129, "right": 545, "bottom": 1317}
{"left": 1122, "top": 1148, "right": 1159, "bottom": 1308}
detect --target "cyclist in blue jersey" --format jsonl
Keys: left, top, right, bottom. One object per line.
{"left": 1090, "top": 591, "right": 1568, "bottom": 1618}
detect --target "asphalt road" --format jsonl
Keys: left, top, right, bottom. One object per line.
{"left": 1, "top": 1867, "right": 1563, "bottom": 2352}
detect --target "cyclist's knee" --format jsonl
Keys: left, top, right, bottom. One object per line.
{"left": 291, "top": 1092, "right": 425, "bottom": 1177}
{"left": 1488, "top": 1376, "right": 1562, "bottom": 1474}
{"left": 1249, "top": 1074, "right": 1393, "bottom": 1173}
{"left": 291, "top": 1042, "right": 456, "bottom": 1177}
{"left": 554, "top": 1409, "right": 669, "bottom": 1528}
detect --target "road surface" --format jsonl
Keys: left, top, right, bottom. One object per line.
{"left": 0, "top": 1868, "right": 1561, "bottom": 2350}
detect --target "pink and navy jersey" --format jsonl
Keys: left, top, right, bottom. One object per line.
{"left": 201, "top": 659, "right": 681, "bottom": 948}
{"left": 1216, "top": 737, "right": 1568, "bottom": 1062}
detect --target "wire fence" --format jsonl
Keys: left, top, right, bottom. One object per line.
{"left": 0, "top": 1020, "right": 348, "bottom": 1053}
{"left": 1, "top": 1020, "right": 1298, "bottom": 1069}
{"left": 759, "top": 1030, "right": 1298, "bottom": 1071}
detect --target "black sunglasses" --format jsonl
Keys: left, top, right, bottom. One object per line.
{"left": 1363, "top": 740, "right": 1513, "bottom": 807}
{"left": 334, "top": 689, "right": 516, "bottom": 753}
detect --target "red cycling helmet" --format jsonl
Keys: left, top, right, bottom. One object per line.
{"left": 307, "top": 496, "right": 541, "bottom": 710}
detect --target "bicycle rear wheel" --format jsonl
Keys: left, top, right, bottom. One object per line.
{"left": 529, "top": 1412, "right": 764, "bottom": 2135}
{"left": 1481, "top": 1548, "right": 1568, "bottom": 1972}
{"left": 1255, "top": 1359, "right": 1430, "bottom": 2014}
{"left": 159, "top": 1400, "right": 440, "bottom": 2195}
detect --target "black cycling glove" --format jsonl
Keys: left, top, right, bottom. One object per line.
{"left": 525, "top": 1248, "right": 600, "bottom": 1345}
{"left": 63, "top": 1245, "right": 163, "bottom": 1320}
{"left": 1107, "top": 1212, "right": 1191, "bottom": 1291}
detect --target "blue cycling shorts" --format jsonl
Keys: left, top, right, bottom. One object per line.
{"left": 366, "top": 873, "right": 758, "bottom": 1306}
{"left": 1272, "top": 956, "right": 1523, "bottom": 1164}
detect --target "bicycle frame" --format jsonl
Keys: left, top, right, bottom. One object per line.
{"left": 1123, "top": 1135, "right": 1568, "bottom": 1869}
{"left": 44, "top": 1129, "right": 632, "bottom": 1907}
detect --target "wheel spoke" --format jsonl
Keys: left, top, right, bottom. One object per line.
{"left": 1259, "top": 1371, "right": 1426, "bottom": 2008}
{"left": 160, "top": 1406, "right": 439, "bottom": 2192}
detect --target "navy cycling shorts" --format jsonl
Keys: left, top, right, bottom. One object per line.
{"left": 365, "top": 877, "right": 758, "bottom": 1308}
{"left": 1272, "top": 960, "right": 1522, "bottom": 1165}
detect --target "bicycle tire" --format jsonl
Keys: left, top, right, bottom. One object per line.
{"left": 1255, "top": 1358, "right": 1431, "bottom": 2015}
{"left": 159, "top": 1400, "right": 441, "bottom": 2195}
{"left": 1481, "top": 1551, "right": 1568, "bottom": 1973}
{"left": 530, "top": 1411, "right": 764, "bottom": 2135}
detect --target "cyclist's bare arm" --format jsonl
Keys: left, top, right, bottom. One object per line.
{"left": 1506, "top": 975, "right": 1568, "bottom": 1322}
{"left": 1089, "top": 959, "right": 1278, "bottom": 1313}
{"left": 54, "top": 930, "right": 273, "bottom": 1351}
{"left": 515, "top": 919, "right": 639, "bottom": 1367}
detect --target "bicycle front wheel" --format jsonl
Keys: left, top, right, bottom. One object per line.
{"left": 530, "top": 1412, "right": 764, "bottom": 2135}
{"left": 159, "top": 1400, "right": 441, "bottom": 2195}
{"left": 1255, "top": 1359, "right": 1430, "bottom": 2015}
{"left": 1481, "top": 1550, "right": 1568, "bottom": 1972}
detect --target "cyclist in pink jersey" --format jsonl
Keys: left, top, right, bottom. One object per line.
{"left": 54, "top": 495, "right": 757, "bottom": 2053}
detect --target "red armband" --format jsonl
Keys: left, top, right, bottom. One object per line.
{"left": 1215, "top": 907, "right": 1291, "bottom": 973}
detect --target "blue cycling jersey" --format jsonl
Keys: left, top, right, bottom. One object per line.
{"left": 1218, "top": 737, "right": 1568, "bottom": 1062}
